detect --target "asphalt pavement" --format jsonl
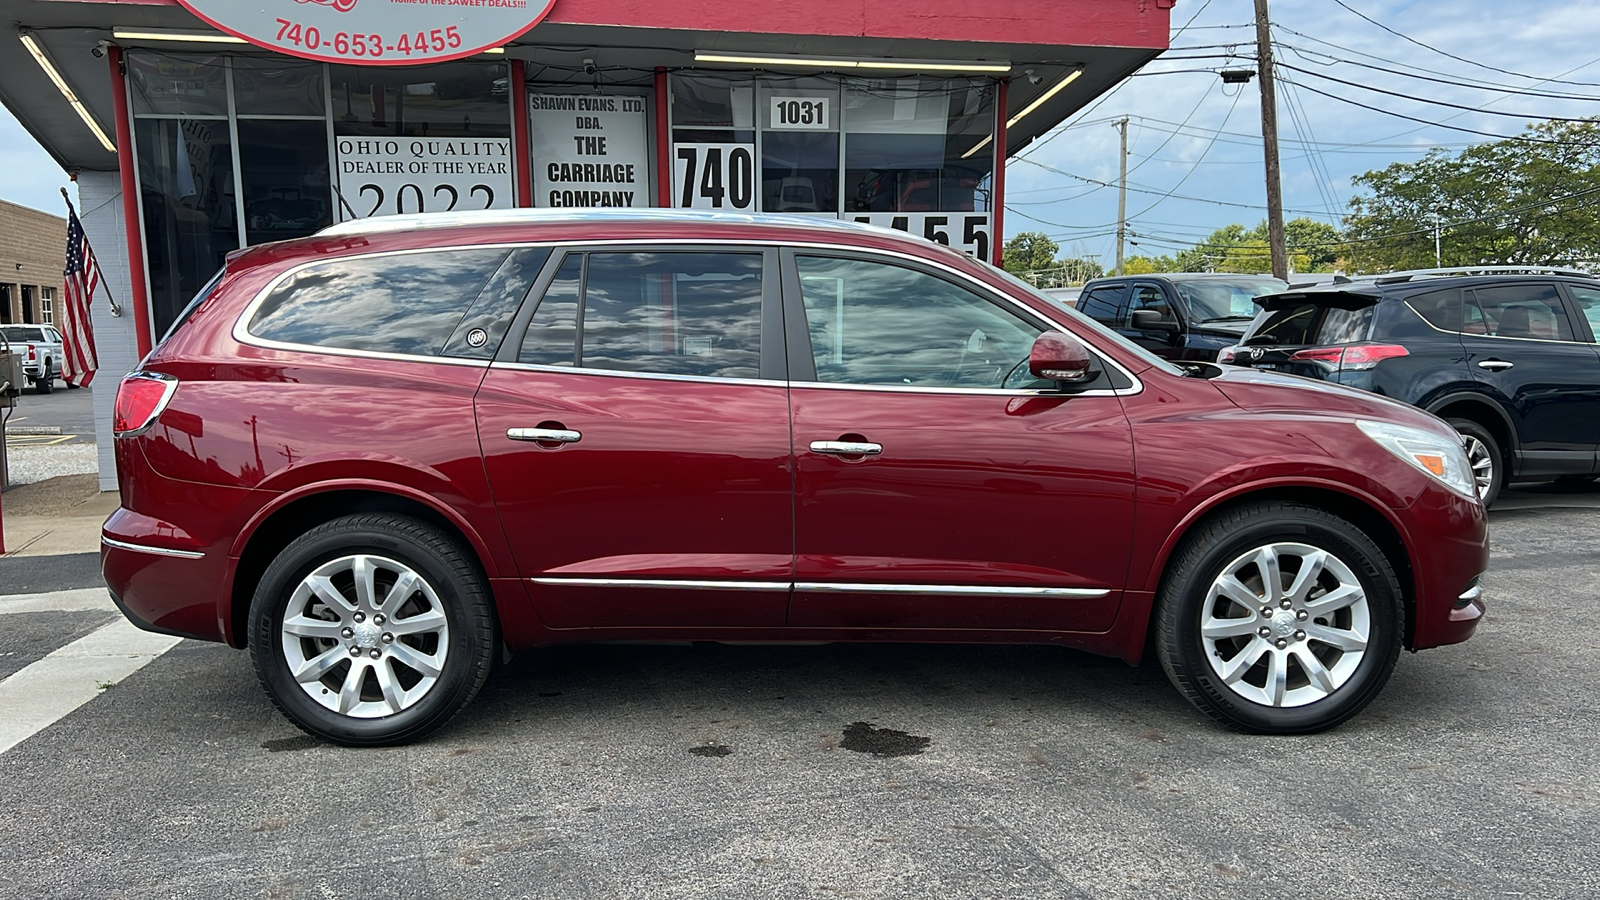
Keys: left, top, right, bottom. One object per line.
{"left": 1, "top": 479, "right": 1598, "bottom": 898}
{"left": 2, "top": 380, "right": 96, "bottom": 445}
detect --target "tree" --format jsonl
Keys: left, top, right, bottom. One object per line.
{"left": 1343, "top": 119, "right": 1600, "bottom": 272}
{"left": 1175, "top": 219, "right": 1342, "bottom": 274}
{"left": 1002, "top": 231, "right": 1060, "bottom": 275}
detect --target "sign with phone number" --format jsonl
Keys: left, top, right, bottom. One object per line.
{"left": 173, "top": 0, "right": 557, "bottom": 66}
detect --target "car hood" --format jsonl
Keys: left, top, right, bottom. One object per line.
{"left": 1208, "top": 364, "right": 1457, "bottom": 440}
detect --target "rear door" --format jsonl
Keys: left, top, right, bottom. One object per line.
{"left": 1460, "top": 282, "right": 1600, "bottom": 475}
{"left": 782, "top": 250, "right": 1136, "bottom": 633}
{"left": 476, "top": 246, "right": 794, "bottom": 628}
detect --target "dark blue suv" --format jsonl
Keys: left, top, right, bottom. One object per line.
{"left": 1076, "top": 273, "right": 1289, "bottom": 362}
{"left": 1221, "top": 268, "right": 1600, "bottom": 505}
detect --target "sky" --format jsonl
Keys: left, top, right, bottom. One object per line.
{"left": 5, "top": 0, "right": 1600, "bottom": 271}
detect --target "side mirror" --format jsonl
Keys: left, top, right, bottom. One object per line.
{"left": 1029, "top": 331, "right": 1099, "bottom": 385}
{"left": 1131, "top": 308, "right": 1181, "bottom": 333}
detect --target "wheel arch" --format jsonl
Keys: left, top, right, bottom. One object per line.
{"left": 1130, "top": 483, "right": 1418, "bottom": 664}
{"left": 1427, "top": 392, "right": 1517, "bottom": 463}
{"left": 224, "top": 483, "right": 499, "bottom": 649}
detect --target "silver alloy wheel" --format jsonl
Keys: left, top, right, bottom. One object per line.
{"left": 1461, "top": 433, "right": 1495, "bottom": 500}
{"left": 279, "top": 554, "right": 450, "bottom": 719}
{"left": 1200, "top": 542, "right": 1370, "bottom": 708}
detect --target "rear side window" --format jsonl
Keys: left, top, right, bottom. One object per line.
{"left": 1, "top": 326, "right": 45, "bottom": 342}
{"left": 1468, "top": 284, "right": 1576, "bottom": 341}
{"left": 1404, "top": 288, "right": 1464, "bottom": 332}
{"left": 1251, "top": 301, "right": 1373, "bottom": 346}
{"left": 248, "top": 248, "right": 511, "bottom": 356}
{"left": 1567, "top": 284, "right": 1600, "bottom": 337}
{"left": 518, "top": 251, "right": 764, "bottom": 379}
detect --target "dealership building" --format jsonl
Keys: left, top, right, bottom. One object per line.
{"left": 0, "top": 0, "right": 1170, "bottom": 489}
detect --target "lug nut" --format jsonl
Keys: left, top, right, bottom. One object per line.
{"left": 353, "top": 612, "right": 366, "bottom": 623}
{"left": 1280, "top": 599, "right": 1292, "bottom": 610}
{"left": 369, "top": 649, "right": 381, "bottom": 659}
{"left": 348, "top": 645, "right": 362, "bottom": 656}
{"left": 1259, "top": 606, "right": 1271, "bottom": 617}
{"left": 1296, "top": 610, "right": 1309, "bottom": 621}
{"left": 1295, "top": 629, "right": 1306, "bottom": 641}
{"left": 341, "top": 627, "right": 354, "bottom": 639}
{"left": 1258, "top": 626, "right": 1272, "bottom": 638}
{"left": 382, "top": 633, "right": 394, "bottom": 644}
{"left": 1275, "top": 638, "right": 1288, "bottom": 649}
{"left": 373, "top": 614, "right": 386, "bottom": 625}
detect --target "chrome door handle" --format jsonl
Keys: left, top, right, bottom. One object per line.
{"left": 508, "top": 427, "right": 582, "bottom": 444}
{"left": 810, "top": 440, "right": 883, "bottom": 456}
{"left": 1477, "top": 360, "right": 1514, "bottom": 371}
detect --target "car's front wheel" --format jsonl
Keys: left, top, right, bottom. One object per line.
{"left": 1448, "top": 419, "right": 1502, "bottom": 506}
{"left": 248, "top": 513, "right": 496, "bottom": 746}
{"left": 1155, "top": 502, "right": 1403, "bottom": 734}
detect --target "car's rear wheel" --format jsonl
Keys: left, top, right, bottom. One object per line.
{"left": 248, "top": 513, "right": 496, "bottom": 746}
{"left": 35, "top": 361, "right": 52, "bottom": 394}
{"left": 1447, "top": 418, "right": 1502, "bottom": 506}
{"left": 1155, "top": 502, "right": 1403, "bottom": 734}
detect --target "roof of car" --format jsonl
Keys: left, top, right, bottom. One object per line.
{"left": 1262, "top": 270, "right": 1600, "bottom": 303}
{"left": 316, "top": 208, "right": 906, "bottom": 240}
{"left": 1085, "top": 272, "right": 1288, "bottom": 284}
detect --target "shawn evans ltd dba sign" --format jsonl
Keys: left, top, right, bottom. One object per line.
{"left": 174, "top": 0, "right": 556, "bottom": 65}
{"left": 529, "top": 93, "right": 649, "bottom": 208}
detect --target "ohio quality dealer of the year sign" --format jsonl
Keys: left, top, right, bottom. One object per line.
{"left": 174, "top": 0, "right": 557, "bottom": 65}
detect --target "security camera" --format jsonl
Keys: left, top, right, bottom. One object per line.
{"left": 1024, "top": 69, "right": 1043, "bottom": 85}
{"left": 582, "top": 59, "right": 597, "bottom": 76}
{"left": 91, "top": 42, "right": 106, "bottom": 59}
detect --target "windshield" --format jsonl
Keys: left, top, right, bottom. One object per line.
{"left": 991, "top": 266, "right": 1184, "bottom": 377}
{"left": 1, "top": 326, "right": 45, "bottom": 342}
{"left": 1176, "top": 278, "right": 1289, "bottom": 321}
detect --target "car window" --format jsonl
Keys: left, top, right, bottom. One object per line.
{"left": 1077, "top": 284, "right": 1130, "bottom": 326}
{"left": 1404, "top": 288, "right": 1465, "bottom": 332}
{"left": 794, "top": 255, "right": 1045, "bottom": 389}
{"left": 1467, "top": 284, "right": 1576, "bottom": 341}
{"left": 1565, "top": 284, "right": 1600, "bottom": 338}
{"left": 439, "top": 247, "right": 551, "bottom": 360}
{"left": 1, "top": 326, "right": 45, "bottom": 342}
{"left": 1130, "top": 285, "right": 1176, "bottom": 324}
{"left": 248, "top": 249, "right": 511, "bottom": 356}
{"left": 1176, "top": 279, "right": 1288, "bottom": 321}
{"left": 519, "top": 251, "right": 764, "bottom": 379}
{"left": 1250, "top": 300, "right": 1373, "bottom": 346}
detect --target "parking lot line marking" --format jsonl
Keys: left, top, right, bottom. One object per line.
{"left": 0, "top": 588, "right": 117, "bottom": 615}
{"left": 0, "top": 618, "right": 182, "bottom": 756}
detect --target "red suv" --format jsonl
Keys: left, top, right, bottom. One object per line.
{"left": 103, "top": 210, "right": 1488, "bottom": 745}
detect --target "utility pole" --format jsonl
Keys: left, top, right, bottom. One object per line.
{"left": 1253, "top": 0, "right": 1287, "bottom": 280}
{"left": 1115, "top": 116, "right": 1128, "bottom": 276}
{"left": 1433, "top": 203, "right": 1445, "bottom": 266}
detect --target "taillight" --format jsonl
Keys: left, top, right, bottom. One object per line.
{"left": 1217, "top": 346, "right": 1238, "bottom": 364}
{"left": 113, "top": 372, "right": 179, "bottom": 437}
{"left": 1289, "top": 344, "right": 1408, "bottom": 371}
{"left": 25, "top": 344, "right": 36, "bottom": 361}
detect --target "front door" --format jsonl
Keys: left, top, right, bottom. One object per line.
{"left": 783, "top": 251, "right": 1137, "bottom": 632}
{"left": 477, "top": 247, "right": 793, "bottom": 628}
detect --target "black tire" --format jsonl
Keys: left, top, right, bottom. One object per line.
{"left": 35, "top": 362, "right": 52, "bottom": 394}
{"left": 1447, "top": 418, "right": 1502, "bottom": 507}
{"left": 248, "top": 513, "right": 496, "bottom": 746}
{"left": 1154, "top": 501, "right": 1404, "bottom": 734}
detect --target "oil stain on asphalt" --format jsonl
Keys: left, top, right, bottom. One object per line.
{"left": 840, "top": 722, "right": 931, "bottom": 758}
{"left": 688, "top": 744, "right": 732, "bottom": 757}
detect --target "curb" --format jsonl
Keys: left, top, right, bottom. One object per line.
{"left": 5, "top": 426, "right": 63, "bottom": 435}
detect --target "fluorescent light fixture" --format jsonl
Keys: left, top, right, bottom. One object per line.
{"left": 960, "top": 135, "right": 992, "bottom": 160}
{"left": 18, "top": 30, "right": 116, "bottom": 153}
{"left": 694, "top": 51, "right": 1009, "bottom": 73}
{"left": 111, "top": 29, "right": 247, "bottom": 44}
{"left": 482, "top": 47, "right": 505, "bottom": 55}
{"left": 1006, "top": 68, "right": 1082, "bottom": 128}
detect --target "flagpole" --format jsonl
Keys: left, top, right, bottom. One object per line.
{"left": 60, "top": 187, "right": 120, "bottom": 317}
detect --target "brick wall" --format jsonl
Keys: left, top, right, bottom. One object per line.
{"left": 0, "top": 199, "right": 67, "bottom": 324}
{"left": 78, "top": 171, "right": 142, "bottom": 493}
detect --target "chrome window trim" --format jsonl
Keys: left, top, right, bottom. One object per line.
{"left": 795, "top": 582, "right": 1109, "bottom": 598}
{"left": 529, "top": 576, "right": 1108, "bottom": 599}
{"left": 490, "top": 361, "right": 782, "bottom": 388}
{"left": 101, "top": 536, "right": 206, "bottom": 560}
{"left": 1404, "top": 297, "right": 1597, "bottom": 346}
{"left": 530, "top": 577, "right": 791, "bottom": 592}
{"left": 229, "top": 236, "right": 1143, "bottom": 395}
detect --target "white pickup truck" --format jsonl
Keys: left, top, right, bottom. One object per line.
{"left": 0, "top": 324, "right": 65, "bottom": 394}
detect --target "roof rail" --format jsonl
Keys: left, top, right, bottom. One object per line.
{"left": 315, "top": 207, "right": 895, "bottom": 239}
{"left": 1370, "top": 264, "right": 1591, "bottom": 284}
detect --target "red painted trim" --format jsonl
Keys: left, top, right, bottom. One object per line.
{"left": 511, "top": 60, "right": 532, "bottom": 207}
{"left": 108, "top": 45, "right": 154, "bottom": 359}
{"left": 654, "top": 67, "right": 671, "bottom": 208}
{"left": 991, "top": 78, "right": 1007, "bottom": 268}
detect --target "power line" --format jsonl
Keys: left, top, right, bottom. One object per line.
{"left": 1278, "top": 61, "right": 1600, "bottom": 124}
{"left": 1284, "top": 80, "right": 1593, "bottom": 145}
{"left": 1278, "top": 42, "right": 1600, "bottom": 103}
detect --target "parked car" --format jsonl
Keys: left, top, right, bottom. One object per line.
{"left": 1075, "top": 269, "right": 1286, "bottom": 360}
{"left": 1219, "top": 267, "right": 1600, "bottom": 506}
{"left": 0, "top": 323, "right": 64, "bottom": 393}
{"left": 104, "top": 210, "right": 1487, "bottom": 746}
{"left": 1075, "top": 273, "right": 1290, "bottom": 362}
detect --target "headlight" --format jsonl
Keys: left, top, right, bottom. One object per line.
{"left": 1357, "top": 420, "right": 1478, "bottom": 500}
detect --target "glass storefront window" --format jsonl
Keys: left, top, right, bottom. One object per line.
{"left": 128, "top": 53, "right": 229, "bottom": 117}
{"left": 231, "top": 58, "right": 326, "bottom": 117}
{"left": 330, "top": 62, "right": 510, "bottom": 137}
{"left": 844, "top": 77, "right": 994, "bottom": 213}
{"left": 134, "top": 117, "right": 239, "bottom": 336}
{"left": 670, "top": 74, "right": 754, "bottom": 142}
{"left": 237, "top": 120, "right": 333, "bottom": 245}
{"left": 759, "top": 77, "right": 839, "bottom": 214}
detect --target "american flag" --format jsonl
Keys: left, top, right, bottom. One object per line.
{"left": 60, "top": 204, "right": 100, "bottom": 388}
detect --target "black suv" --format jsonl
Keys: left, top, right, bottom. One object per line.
{"left": 1076, "top": 273, "right": 1289, "bottom": 362}
{"left": 1220, "top": 268, "right": 1600, "bottom": 505}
